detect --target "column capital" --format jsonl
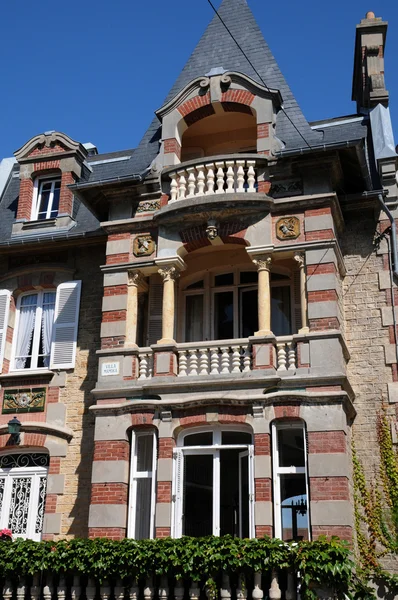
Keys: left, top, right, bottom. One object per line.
{"left": 128, "top": 270, "right": 146, "bottom": 288}
{"left": 252, "top": 254, "right": 272, "bottom": 272}
{"left": 158, "top": 266, "right": 181, "bottom": 282}
{"left": 293, "top": 252, "right": 305, "bottom": 268}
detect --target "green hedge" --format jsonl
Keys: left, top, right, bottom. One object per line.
{"left": 0, "top": 536, "right": 373, "bottom": 599}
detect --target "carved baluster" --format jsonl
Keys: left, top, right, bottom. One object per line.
{"left": 215, "top": 162, "right": 225, "bottom": 194}
{"left": 276, "top": 343, "right": 287, "bottom": 371}
{"left": 288, "top": 341, "right": 296, "bottom": 370}
{"left": 85, "top": 577, "right": 96, "bottom": 600}
{"left": 174, "top": 579, "right": 184, "bottom": 600}
{"left": 220, "top": 573, "right": 231, "bottom": 600}
{"left": 199, "top": 348, "right": 209, "bottom": 375}
{"left": 114, "top": 580, "right": 125, "bottom": 600}
{"left": 100, "top": 580, "right": 111, "bottom": 600}
{"left": 178, "top": 171, "right": 187, "bottom": 200}
{"left": 210, "top": 347, "right": 220, "bottom": 374}
{"left": 3, "top": 580, "right": 13, "bottom": 600}
{"left": 178, "top": 350, "right": 188, "bottom": 376}
{"left": 43, "top": 576, "right": 53, "bottom": 600}
{"left": 31, "top": 575, "right": 41, "bottom": 600}
{"left": 139, "top": 353, "right": 149, "bottom": 379}
{"left": 143, "top": 578, "right": 153, "bottom": 600}
{"left": 269, "top": 570, "right": 281, "bottom": 600}
{"left": 170, "top": 173, "right": 178, "bottom": 202}
{"left": 57, "top": 576, "right": 67, "bottom": 600}
{"left": 236, "top": 575, "right": 247, "bottom": 600}
{"left": 220, "top": 346, "right": 230, "bottom": 374}
{"left": 243, "top": 345, "right": 251, "bottom": 372}
{"left": 187, "top": 167, "right": 196, "bottom": 198}
{"left": 16, "top": 578, "right": 25, "bottom": 600}
{"left": 206, "top": 163, "right": 215, "bottom": 195}
{"left": 226, "top": 161, "right": 235, "bottom": 193}
{"left": 236, "top": 160, "right": 245, "bottom": 193}
{"left": 188, "top": 349, "right": 198, "bottom": 376}
{"left": 285, "top": 572, "right": 295, "bottom": 600}
{"left": 231, "top": 346, "right": 241, "bottom": 372}
{"left": 189, "top": 580, "right": 200, "bottom": 600}
{"left": 197, "top": 165, "right": 205, "bottom": 196}
{"left": 159, "top": 576, "right": 169, "bottom": 600}
{"left": 128, "top": 581, "right": 139, "bottom": 600}
{"left": 252, "top": 572, "right": 263, "bottom": 600}
{"left": 70, "top": 575, "right": 81, "bottom": 600}
{"left": 247, "top": 161, "right": 256, "bottom": 193}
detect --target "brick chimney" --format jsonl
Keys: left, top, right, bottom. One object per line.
{"left": 352, "top": 12, "right": 389, "bottom": 113}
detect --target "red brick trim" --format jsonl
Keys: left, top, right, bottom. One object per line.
{"left": 102, "top": 310, "right": 127, "bottom": 323}
{"left": 33, "top": 160, "right": 61, "bottom": 172}
{"left": 24, "top": 433, "right": 46, "bottom": 447}
{"left": 164, "top": 138, "right": 181, "bottom": 159}
{"left": 17, "top": 178, "right": 34, "bottom": 220}
{"left": 312, "top": 525, "right": 352, "bottom": 543}
{"left": 58, "top": 172, "right": 74, "bottom": 215}
{"left": 104, "top": 285, "right": 128, "bottom": 296}
{"left": 309, "top": 317, "right": 340, "bottom": 331}
{"left": 254, "top": 433, "right": 270, "bottom": 456}
{"left": 93, "top": 441, "right": 129, "bottom": 461}
{"left": 255, "top": 478, "right": 272, "bottom": 501}
{"left": 157, "top": 481, "right": 172, "bottom": 503}
{"left": 101, "top": 336, "right": 126, "bottom": 349}
{"left": 89, "top": 527, "right": 125, "bottom": 540}
{"left": 221, "top": 90, "right": 255, "bottom": 105}
{"left": 255, "top": 525, "right": 272, "bottom": 538}
{"left": 108, "top": 233, "right": 130, "bottom": 241}
{"left": 105, "top": 254, "right": 130, "bottom": 265}
{"left": 308, "top": 385, "right": 342, "bottom": 393}
{"left": 310, "top": 477, "right": 349, "bottom": 500}
{"left": 257, "top": 123, "right": 269, "bottom": 138}
{"left": 44, "top": 494, "right": 57, "bottom": 513}
{"left": 304, "top": 208, "right": 332, "bottom": 217}
{"left": 306, "top": 230, "right": 335, "bottom": 242}
{"left": 306, "top": 263, "right": 336, "bottom": 276}
{"left": 307, "top": 431, "right": 346, "bottom": 453}
{"left": 218, "top": 405, "right": 246, "bottom": 423}
{"left": 131, "top": 412, "right": 155, "bottom": 426}
{"left": 49, "top": 457, "right": 61, "bottom": 474}
{"left": 307, "top": 290, "right": 338, "bottom": 303}
{"left": 156, "top": 527, "right": 171, "bottom": 538}
{"left": 91, "top": 483, "right": 128, "bottom": 504}
{"left": 179, "top": 409, "right": 207, "bottom": 427}
{"left": 158, "top": 438, "right": 175, "bottom": 459}
{"left": 274, "top": 405, "right": 300, "bottom": 419}
{"left": 178, "top": 92, "right": 211, "bottom": 117}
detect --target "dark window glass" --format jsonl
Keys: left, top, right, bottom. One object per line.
{"left": 214, "top": 291, "right": 234, "bottom": 339}
{"left": 215, "top": 273, "right": 234, "bottom": 287}
{"left": 240, "top": 271, "right": 258, "bottom": 284}
{"left": 184, "top": 432, "right": 213, "bottom": 446}
{"left": 185, "top": 294, "right": 204, "bottom": 342}
{"left": 183, "top": 454, "right": 213, "bottom": 536}
{"left": 222, "top": 431, "right": 252, "bottom": 445}
{"left": 240, "top": 288, "right": 258, "bottom": 337}
{"left": 277, "top": 428, "right": 305, "bottom": 467}
{"left": 186, "top": 280, "right": 204, "bottom": 290}
{"left": 271, "top": 286, "right": 291, "bottom": 335}
{"left": 280, "top": 474, "right": 309, "bottom": 541}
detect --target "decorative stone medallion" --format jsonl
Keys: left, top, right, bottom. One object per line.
{"left": 136, "top": 200, "right": 160, "bottom": 214}
{"left": 133, "top": 235, "right": 155, "bottom": 257}
{"left": 276, "top": 216, "right": 300, "bottom": 240}
{"left": 2, "top": 388, "right": 46, "bottom": 414}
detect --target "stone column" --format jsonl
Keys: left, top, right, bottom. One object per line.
{"left": 294, "top": 252, "right": 309, "bottom": 333}
{"left": 158, "top": 266, "right": 180, "bottom": 344}
{"left": 253, "top": 254, "right": 272, "bottom": 336}
{"left": 126, "top": 271, "right": 145, "bottom": 346}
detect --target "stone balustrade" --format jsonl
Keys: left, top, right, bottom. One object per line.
{"left": 177, "top": 339, "right": 252, "bottom": 376}
{"left": 138, "top": 347, "right": 153, "bottom": 379}
{"left": 167, "top": 156, "right": 264, "bottom": 202}
{"left": 276, "top": 336, "right": 297, "bottom": 371}
{"left": 2, "top": 569, "right": 303, "bottom": 600}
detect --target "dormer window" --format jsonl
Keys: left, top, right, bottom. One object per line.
{"left": 32, "top": 178, "right": 61, "bottom": 220}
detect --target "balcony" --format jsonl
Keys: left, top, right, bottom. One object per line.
{"left": 163, "top": 155, "right": 269, "bottom": 203}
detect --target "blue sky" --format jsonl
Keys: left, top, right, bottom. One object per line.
{"left": 0, "top": 0, "right": 397, "bottom": 158}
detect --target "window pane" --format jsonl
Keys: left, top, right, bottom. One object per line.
{"left": 220, "top": 449, "right": 244, "bottom": 537}
{"left": 37, "top": 189, "right": 51, "bottom": 220}
{"left": 222, "top": 431, "right": 251, "bottom": 445}
{"left": 280, "top": 474, "right": 309, "bottom": 541}
{"left": 136, "top": 434, "right": 153, "bottom": 471}
{"left": 50, "top": 185, "right": 60, "bottom": 218}
{"left": 271, "top": 286, "right": 291, "bottom": 336}
{"left": 215, "top": 273, "right": 234, "bottom": 286}
{"left": 186, "top": 280, "right": 204, "bottom": 290}
{"left": 184, "top": 432, "right": 213, "bottom": 446}
{"left": 240, "top": 271, "right": 258, "bottom": 284}
{"left": 183, "top": 454, "right": 213, "bottom": 536}
{"left": 15, "top": 294, "right": 38, "bottom": 369}
{"left": 135, "top": 478, "right": 152, "bottom": 539}
{"left": 214, "top": 291, "right": 234, "bottom": 339}
{"left": 40, "top": 293, "right": 56, "bottom": 368}
{"left": 185, "top": 295, "right": 204, "bottom": 342}
{"left": 277, "top": 428, "right": 305, "bottom": 467}
{"left": 240, "top": 288, "right": 258, "bottom": 337}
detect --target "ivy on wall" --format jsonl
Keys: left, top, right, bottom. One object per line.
{"left": 353, "top": 408, "right": 398, "bottom": 593}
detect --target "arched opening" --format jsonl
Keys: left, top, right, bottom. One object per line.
{"left": 181, "top": 104, "right": 257, "bottom": 161}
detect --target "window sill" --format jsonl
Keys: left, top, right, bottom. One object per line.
{"left": 12, "top": 215, "right": 76, "bottom": 236}
{"left": 0, "top": 369, "right": 54, "bottom": 379}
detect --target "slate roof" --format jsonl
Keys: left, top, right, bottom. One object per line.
{"left": 310, "top": 116, "right": 369, "bottom": 145}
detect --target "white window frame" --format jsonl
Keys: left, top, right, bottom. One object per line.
{"left": 179, "top": 266, "right": 294, "bottom": 342}
{"left": 0, "top": 463, "right": 48, "bottom": 541}
{"left": 31, "top": 176, "right": 61, "bottom": 221}
{"left": 11, "top": 290, "right": 56, "bottom": 371}
{"left": 128, "top": 430, "right": 157, "bottom": 539}
{"left": 172, "top": 425, "right": 254, "bottom": 538}
{"left": 272, "top": 421, "right": 310, "bottom": 541}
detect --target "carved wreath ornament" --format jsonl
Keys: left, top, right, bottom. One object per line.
{"left": 133, "top": 235, "right": 155, "bottom": 258}
{"left": 275, "top": 216, "right": 300, "bottom": 240}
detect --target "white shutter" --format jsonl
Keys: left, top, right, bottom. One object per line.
{"left": 50, "top": 281, "right": 81, "bottom": 369}
{"left": 0, "top": 291, "right": 11, "bottom": 374}
{"left": 147, "top": 274, "right": 163, "bottom": 346}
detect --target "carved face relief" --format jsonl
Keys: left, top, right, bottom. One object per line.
{"left": 276, "top": 217, "right": 300, "bottom": 240}
{"left": 133, "top": 235, "right": 155, "bottom": 258}
{"left": 206, "top": 225, "right": 218, "bottom": 241}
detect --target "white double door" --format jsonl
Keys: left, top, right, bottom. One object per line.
{"left": 0, "top": 467, "right": 47, "bottom": 541}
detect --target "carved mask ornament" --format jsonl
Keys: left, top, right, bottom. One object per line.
{"left": 133, "top": 235, "right": 155, "bottom": 257}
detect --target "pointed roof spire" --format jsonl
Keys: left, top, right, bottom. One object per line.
{"left": 129, "top": 0, "right": 321, "bottom": 175}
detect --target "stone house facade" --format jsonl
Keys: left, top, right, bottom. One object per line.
{"left": 0, "top": 0, "right": 396, "bottom": 547}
